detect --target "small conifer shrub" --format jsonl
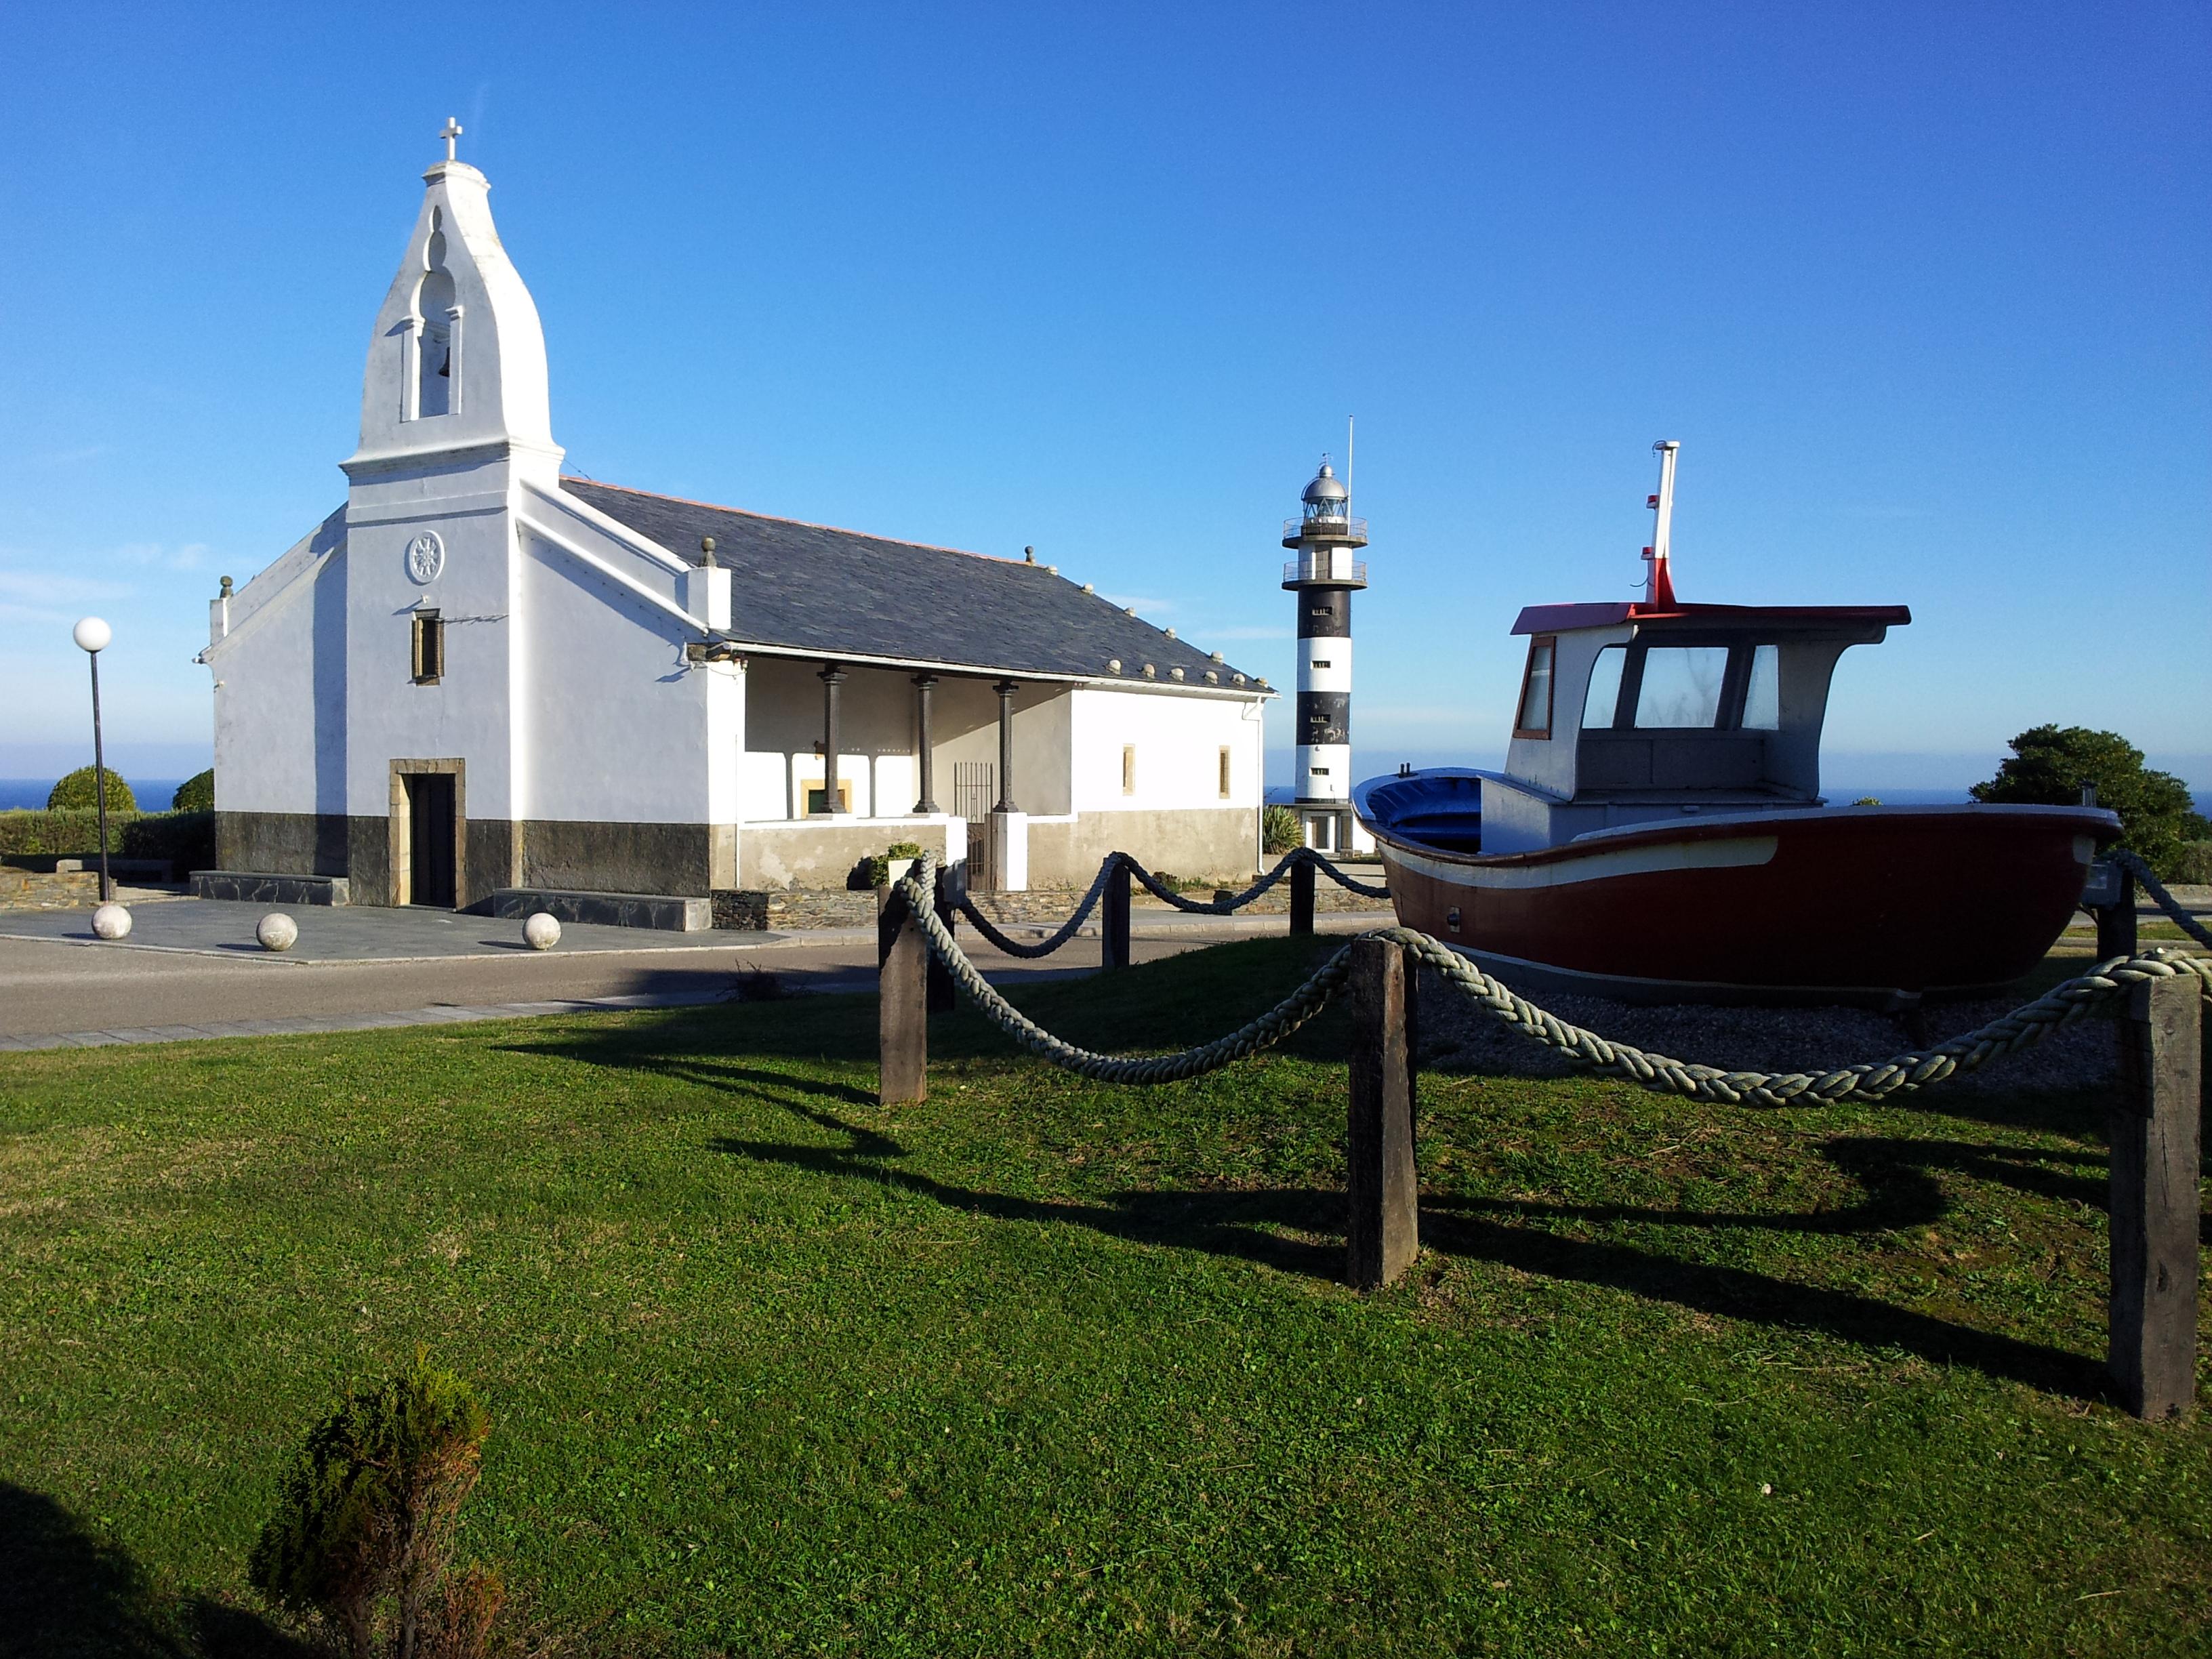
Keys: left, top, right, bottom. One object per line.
{"left": 249, "top": 1352, "right": 499, "bottom": 1659}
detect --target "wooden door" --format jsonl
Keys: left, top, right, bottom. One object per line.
{"left": 408, "top": 773, "right": 457, "bottom": 907}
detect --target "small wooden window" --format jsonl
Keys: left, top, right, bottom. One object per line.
{"left": 1122, "top": 745, "right": 1136, "bottom": 794}
{"left": 411, "top": 610, "right": 444, "bottom": 684}
{"left": 1512, "top": 635, "right": 1555, "bottom": 739}
{"left": 1218, "top": 746, "right": 1232, "bottom": 798}
{"left": 805, "top": 779, "right": 854, "bottom": 815}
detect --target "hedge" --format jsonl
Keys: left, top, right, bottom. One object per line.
{"left": 0, "top": 809, "right": 217, "bottom": 875}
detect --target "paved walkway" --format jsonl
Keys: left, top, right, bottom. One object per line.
{"left": 0, "top": 899, "right": 1389, "bottom": 1052}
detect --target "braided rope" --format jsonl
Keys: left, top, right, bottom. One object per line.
{"left": 1372, "top": 929, "right": 2212, "bottom": 1108}
{"left": 890, "top": 855, "right": 2211, "bottom": 1101}
{"left": 1121, "top": 847, "right": 1389, "bottom": 914}
{"left": 896, "top": 856, "right": 1349, "bottom": 1082}
{"left": 1310, "top": 852, "right": 1392, "bottom": 899}
{"left": 2108, "top": 850, "right": 2212, "bottom": 950}
{"left": 954, "top": 854, "right": 1122, "bottom": 959}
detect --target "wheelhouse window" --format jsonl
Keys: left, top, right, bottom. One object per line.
{"left": 1582, "top": 645, "right": 1626, "bottom": 730}
{"left": 1633, "top": 644, "right": 1729, "bottom": 728}
{"left": 411, "top": 610, "right": 444, "bottom": 684}
{"left": 1513, "top": 636, "right": 1556, "bottom": 739}
{"left": 1742, "top": 643, "right": 1780, "bottom": 730}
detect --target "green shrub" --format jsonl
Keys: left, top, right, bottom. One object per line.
{"left": 249, "top": 1352, "right": 497, "bottom": 1659}
{"left": 172, "top": 769, "right": 214, "bottom": 812}
{"left": 1261, "top": 804, "right": 1301, "bottom": 855}
{"left": 863, "top": 840, "right": 928, "bottom": 887}
{"left": 0, "top": 809, "right": 216, "bottom": 876}
{"left": 121, "top": 810, "right": 216, "bottom": 874}
{"left": 45, "top": 766, "right": 136, "bottom": 813}
{"left": 2168, "top": 841, "right": 2212, "bottom": 886}
{"left": 1971, "top": 725, "right": 2210, "bottom": 878}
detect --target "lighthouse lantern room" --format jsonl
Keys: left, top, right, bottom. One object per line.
{"left": 1280, "top": 459, "right": 1374, "bottom": 855}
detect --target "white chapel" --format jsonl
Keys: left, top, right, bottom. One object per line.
{"left": 198, "top": 129, "right": 1271, "bottom": 922}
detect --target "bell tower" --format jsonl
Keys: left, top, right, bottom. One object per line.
{"left": 346, "top": 117, "right": 560, "bottom": 480}
{"left": 336, "top": 121, "right": 563, "bottom": 909}
{"left": 1280, "top": 459, "right": 1368, "bottom": 853}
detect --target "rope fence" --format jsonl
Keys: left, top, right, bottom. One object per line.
{"left": 951, "top": 845, "right": 1390, "bottom": 960}
{"left": 878, "top": 850, "right": 2207, "bottom": 1418}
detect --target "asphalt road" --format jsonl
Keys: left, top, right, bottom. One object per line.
{"left": 0, "top": 899, "right": 1390, "bottom": 1047}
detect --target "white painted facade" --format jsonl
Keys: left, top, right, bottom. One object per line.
{"left": 199, "top": 141, "right": 1269, "bottom": 903}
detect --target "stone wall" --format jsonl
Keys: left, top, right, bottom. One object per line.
{"left": 216, "top": 811, "right": 351, "bottom": 877}
{"left": 707, "top": 861, "right": 1391, "bottom": 933}
{"left": 740, "top": 821, "right": 960, "bottom": 893}
{"left": 0, "top": 869, "right": 102, "bottom": 909}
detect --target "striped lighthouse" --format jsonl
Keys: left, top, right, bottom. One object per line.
{"left": 1281, "top": 459, "right": 1370, "bottom": 853}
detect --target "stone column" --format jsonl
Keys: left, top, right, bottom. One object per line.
{"left": 912, "top": 674, "right": 941, "bottom": 814}
{"left": 994, "top": 680, "right": 1020, "bottom": 813}
{"left": 819, "top": 663, "right": 846, "bottom": 815}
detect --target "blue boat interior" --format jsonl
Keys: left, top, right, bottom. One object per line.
{"left": 1351, "top": 769, "right": 1484, "bottom": 855}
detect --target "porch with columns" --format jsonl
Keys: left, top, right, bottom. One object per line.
{"left": 732, "top": 655, "right": 1057, "bottom": 892}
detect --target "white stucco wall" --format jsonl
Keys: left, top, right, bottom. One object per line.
{"left": 1069, "top": 687, "right": 1263, "bottom": 813}
{"left": 515, "top": 529, "right": 712, "bottom": 823}
{"left": 205, "top": 523, "right": 349, "bottom": 817}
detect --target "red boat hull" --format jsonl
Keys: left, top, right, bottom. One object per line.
{"left": 1371, "top": 806, "right": 2114, "bottom": 1000}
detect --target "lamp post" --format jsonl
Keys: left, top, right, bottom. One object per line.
{"left": 73, "top": 616, "right": 114, "bottom": 902}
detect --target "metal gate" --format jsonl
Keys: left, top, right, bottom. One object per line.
{"left": 954, "top": 761, "right": 996, "bottom": 892}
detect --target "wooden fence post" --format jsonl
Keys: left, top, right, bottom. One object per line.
{"left": 1346, "top": 935, "right": 1419, "bottom": 1290}
{"left": 1101, "top": 856, "right": 1132, "bottom": 970}
{"left": 2097, "top": 865, "right": 2139, "bottom": 961}
{"left": 927, "top": 867, "right": 957, "bottom": 1013}
{"left": 1289, "top": 856, "right": 1316, "bottom": 937}
{"left": 878, "top": 886, "right": 928, "bottom": 1105}
{"left": 2109, "top": 974, "right": 2200, "bottom": 1419}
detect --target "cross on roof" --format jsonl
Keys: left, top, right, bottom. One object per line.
{"left": 439, "top": 117, "right": 463, "bottom": 161}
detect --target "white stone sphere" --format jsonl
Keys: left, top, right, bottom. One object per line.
{"left": 257, "top": 912, "right": 298, "bottom": 952}
{"left": 91, "top": 903, "right": 132, "bottom": 940}
{"left": 523, "top": 912, "right": 562, "bottom": 951}
{"left": 73, "top": 615, "right": 112, "bottom": 653}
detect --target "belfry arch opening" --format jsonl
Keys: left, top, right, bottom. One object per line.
{"left": 414, "top": 216, "right": 457, "bottom": 417}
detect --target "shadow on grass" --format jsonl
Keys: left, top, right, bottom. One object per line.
{"left": 0, "top": 1483, "right": 311, "bottom": 1659}
{"left": 1437, "top": 1136, "right": 2112, "bottom": 1239}
{"left": 502, "top": 934, "right": 1360, "bottom": 1073}
{"left": 1415, "top": 1209, "right": 2106, "bottom": 1401}
{"left": 710, "top": 1126, "right": 1343, "bottom": 1282}
{"left": 714, "top": 1100, "right": 2110, "bottom": 1401}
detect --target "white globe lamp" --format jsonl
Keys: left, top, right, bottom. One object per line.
{"left": 73, "top": 616, "right": 117, "bottom": 901}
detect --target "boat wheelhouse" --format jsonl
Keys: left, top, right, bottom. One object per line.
{"left": 1353, "top": 443, "right": 2117, "bottom": 1002}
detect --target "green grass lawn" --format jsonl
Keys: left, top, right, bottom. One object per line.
{"left": 1, "top": 937, "right": 2206, "bottom": 1656}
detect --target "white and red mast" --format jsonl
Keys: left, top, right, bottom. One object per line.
{"left": 1641, "top": 438, "right": 1680, "bottom": 609}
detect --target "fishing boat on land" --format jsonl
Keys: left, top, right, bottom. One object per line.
{"left": 1352, "top": 443, "right": 2118, "bottom": 1003}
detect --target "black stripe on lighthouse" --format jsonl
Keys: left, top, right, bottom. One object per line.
{"left": 1297, "top": 590, "right": 1350, "bottom": 638}
{"left": 1298, "top": 691, "right": 1349, "bottom": 745}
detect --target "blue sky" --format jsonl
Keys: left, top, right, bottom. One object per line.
{"left": 2, "top": 3, "right": 2205, "bottom": 793}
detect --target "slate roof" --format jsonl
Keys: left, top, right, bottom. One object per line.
{"left": 562, "top": 479, "right": 1261, "bottom": 689}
